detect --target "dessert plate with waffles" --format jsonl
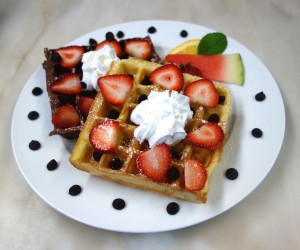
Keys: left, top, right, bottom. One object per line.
{"left": 11, "top": 20, "right": 285, "bottom": 233}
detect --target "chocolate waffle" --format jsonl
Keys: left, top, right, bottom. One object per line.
{"left": 69, "top": 57, "right": 231, "bottom": 203}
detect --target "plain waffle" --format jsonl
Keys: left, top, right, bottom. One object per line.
{"left": 69, "top": 57, "right": 231, "bottom": 203}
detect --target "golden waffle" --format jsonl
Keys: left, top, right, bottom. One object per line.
{"left": 69, "top": 57, "right": 231, "bottom": 203}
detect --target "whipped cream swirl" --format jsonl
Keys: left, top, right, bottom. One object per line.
{"left": 130, "top": 90, "right": 193, "bottom": 148}
{"left": 81, "top": 45, "right": 119, "bottom": 90}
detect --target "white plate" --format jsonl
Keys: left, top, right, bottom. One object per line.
{"left": 11, "top": 20, "right": 285, "bottom": 233}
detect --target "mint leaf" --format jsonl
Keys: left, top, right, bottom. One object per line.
{"left": 198, "top": 32, "right": 227, "bottom": 54}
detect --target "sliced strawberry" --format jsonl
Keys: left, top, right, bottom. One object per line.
{"left": 97, "top": 74, "right": 133, "bottom": 106}
{"left": 124, "top": 39, "right": 152, "bottom": 60}
{"left": 52, "top": 104, "right": 80, "bottom": 128}
{"left": 89, "top": 120, "right": 119, "bottom": 153}
{"left": 77, "top": 96, "right": 94, "bottom": 117}
{"left": 187, "top": 122, "right": 224, "bottom": 149}
{"left": 55, "top": 46, "right": 84, "bottom": 68}
{"left": 136, "top": 144, "right": 172, "bottom": 183}
{"left": 184, "top": 159, "right": 207, "bottom": 191}
{"left": 149, "top": 64, "right": 184, "bottom": 91}
{"left": 50, "top": 73, "right": 82, "bottom": 95}
{"left": 184, "top": 79, "right": 219, "bottom": 108}
{"left": 95, "top": 39, "right": 123, "bottom": 57}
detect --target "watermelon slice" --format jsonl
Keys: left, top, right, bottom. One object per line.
{"left": 165, "top": 53, "right": 244, "bottom": 85}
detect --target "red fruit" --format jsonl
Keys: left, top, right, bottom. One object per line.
{"left": 97, "top": 74, "right": 133, "bottom": 106}
{"left": 89, "top": 120, "right": 120, "bottom": 153}
{"left": 187, "top": 122, "right": 224, "bottom": 149}
{"left": 184, "top": 79, "right": 219, "bottom": 108}
{"left": 184, "top": 159, "right": 207, "bottom": 191}
{"left": 136, "top": 144, "right": 172, "bottom": 183}
{"left": 77, "top": 96, "right": 94, "bottom": 117}
{"left": 55, "top": 46, "right": 84, "bottom": 68}
{"left": 95, "top": 39, "right": 123, "bottom": 57}
{"left": 165, "top": 53, "right": 244, "bottom": 85}
{"left": 124, "top": 39, "right": 152, "bottom": 60}
{"left": 52, "top": 104, "right": 80, "bottom": 128}
{"left": 50, "top": 73, "right": 82, "bottom": 95}
{"left": 181, "top": 64, "right": 202, "bottom": 77}
{"left": 149, "top": 64, "right": 184, "bottom": 91}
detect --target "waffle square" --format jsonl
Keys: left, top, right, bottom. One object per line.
{"left": 69, "top": 57, "right": 231, "bottom": 203}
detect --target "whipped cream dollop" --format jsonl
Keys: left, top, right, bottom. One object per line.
{"left": 81, "top": 45, "right": 119, "bottom": 90}
{"left": 130, "top": 90, "right": 193, "bottom": 148}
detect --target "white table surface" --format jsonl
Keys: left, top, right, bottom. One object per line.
{"left": 1, "top": 0, "right": 299, "bottom": 249}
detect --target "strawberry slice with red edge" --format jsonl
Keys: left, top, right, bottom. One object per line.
{"left": 184, "top": 79, "right": 219, "bottom": 108}
{"left": 89, "top": 120, "right": 120, "bottom": 153}
{"left": 52, "top": 104, "right": 80, "bottom": 128}
{"left": 77, "top": 96, "right": 94, "bottom": 117}
{"left": 55, "top": 46, "right": 84, "bottom": 68}
{"left": 184, "top": 159, "right": 207, "bottom": 191}
{"left": 187, "top": 122, "right": 224, "bottom": 149}
{"left": 50, "top": 73, "right": 82, "bottom": 95}
{"left": 124, "top": 39, "right": 152, "bottom": 60}
{"left": 95, "top": 39, "right": 123, "bottom": 57}
{"left": 149, "top": 64, "right": 184, "bottom": 91}
{"left": 97, "top": 74, "right": 133, "bottom": 106}
{"left": 136, "top": 144, "right": 172, "bottom": 183}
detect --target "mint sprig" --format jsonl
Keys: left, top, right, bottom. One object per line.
{"left": 198, "top": 32, "right": 227, "bottom": 55}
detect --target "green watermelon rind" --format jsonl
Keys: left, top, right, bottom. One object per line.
{"left": 226, "top": 54, "right": 244, "bottom": 86}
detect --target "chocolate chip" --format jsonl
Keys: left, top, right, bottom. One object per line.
{"left": 208, "top": 113, "right": 219, "bottom": 123}
{"left": 93, "top": 151, "right": 102, "bottom": 161}
{"left": 137, "top": 94, "right": 148, "bottom": 104}
{"left": 167, "top": 167, "right": 180, "bottom": 181}
{"left": 47, "top": 159, "right": 58, "bottom": 171}
{"left": 28, "top": 111, "right": 39, "bottom": 120}
{"left": 218, "top": 95, "right": 225, "bottom": 105}
{"left": 109, "top": 158, "right": 123, "bottom": 170}
{"left": 166, "top": 202, "right": 180, "bottom": 215}
{"left": 32, "top": 87, "right": 43, "bottom": 96}
{"left": 116, "top": 31, "right": 125, "bottom": 39}
{"left": 107, "top": 109, "right": 119, "bottom": 120}
{"left": 69, "top": 185, "right": 82, "bottom": 196}
{"left": 51, "top": 52, "right": 61, "bottom": 62}
{"left": 255, "top": 91, "right": 266, "bottom": 101}
{"left": 81, "top": 82, "right": 87, "bottom": 89}
{"left": 171, "top": 149, "right": 182, "bottom": 160}
{"left": 29, "top": 140, "right": 41, "bottom": 150}
{"left": 148, "top": 26, "right": 157, "bottom": 34}
{"left": 89, "top": 38, "right": 97, "bottom": 47}
{"left": 141, "top": 76, "right": 153, "bottom": 86}
{"left": 225, "top": 168, "right": 238, "bottom": 180}
{"left": 105, "top": 31, "right": 115, "bottom": 41}
{"left": 180, "top": 30, "right": 188, "bottom": 38}
{"left": 112, "top": 198, "right": 126, "bottom": 210}
{"left": 251, "top": 128, "right": 263, "bottom": 138}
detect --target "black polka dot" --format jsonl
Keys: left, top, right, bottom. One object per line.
{"left": 29, "top": 140, "right": 41, "bottom": 150}
{"left": 166, "top": 202, "right": 180, "bottom": 215}
{"left": 255, "top": 92, "right": 266, "bottom": 102}
{"left": 47, "top": 159, "right": 58, "bottom": 171}
{"left": 252, "top": 128, "right": 263, "bottom": 138}
{"left": 112, "top": 198, "right": 126, "bottom": 210}
{"left": 28, "top": 111, "right": 39, "bottom": 120}
{"left": 225, "top": 168, "right": 239, "bottom": 180}
{"left": 180, "top": 30, "right": 188, "bottom": 38}
{"left": 32, "top": 87, "right": 43, "bottom": 96}
{"left": 69, "top": 185, "right": 82, "bottom": 196}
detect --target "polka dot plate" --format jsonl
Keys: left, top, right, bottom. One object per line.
{"left": 11, "top": 20, "right": 285, "bottom": 233}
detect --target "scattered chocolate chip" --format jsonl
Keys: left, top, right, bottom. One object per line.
{"left": 28, "top": 111, "right": 39, "bottom": 120}
{"left": 166, "top": 202, "right": 180, "bottom": 215}
{"left": 93, "top": 151, "right": 102, "bottom": 161}
{"left": 167, "top": 167, "right": 180, "bottom": 181}
{"left": 109, "top": 158, "right": 123, "bottom": 170}
{"left": 137, "top": 94, "right": 148, "bottom": 104}
{"left": 141, "top": 76, "right": 152, "bottom": 86}
{"left": 51, "top": 52, "right": 61, "bottom": 62}
{"left": 208, "top": 113, "right": 219, "bottom": 123}
{"left": 81, "top": 82, "right": 87, "bottom": 89}
{"left": 180, "top": 30, "right": 188, "bottom": 38}
{"left": 171, "top": 149, "right": 182, "bottom": 160}
{"left": 69, "top": 185, "right": 82, "bottom": 196}
{"left": 107, "top": 109, "right": 120, "bottom": 120}
{"left": 251, "top": 128, "right": 263, "bottom": 138}
{"left": 218, "top": 95, "right": 225, "bottom": 105}
{"left": 255, "top": 91, "right": 266, "bottom": 102}
{"left": 112, "top": 198, "right": 126, "bottom": 210}
{"left": 32, "top": 87, "right": 43, "bottom": 96}
{"left": 47, "top": 159, "right": 58, "bottom": 171}
{"left": 116, "top": 31, "right": 124, "bottom": 38}
{"left": 105, "top": 31, "right": 115, "bottom": 41}
{"left": 29, "top": 140, "right": 41, "bottom": 150}
{"left": 148, "top": 26, "right": 157, "bottom": 34}
{"left": 225, "top": 168, "right": 239, "bottom": 180}
{"left": 121, "top": 136, "right": 132, "bottom": 147}
{"left": 89, "top": 38, "right": 98, "bottom": 47}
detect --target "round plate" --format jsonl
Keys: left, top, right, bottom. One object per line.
{"left": 11, "top": 20, "right": 285, "bottom": 233}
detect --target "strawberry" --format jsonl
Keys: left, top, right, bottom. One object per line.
{"left": 52, "top": 104, "right": 80, "bottom": 128}
{"left": 55, "top": 46, "right": 84, "bottom": 68}
{"left": 124, "top": 39, "right": 152, "bottom": 60}
{"left": 77, "top": 96, "right": 94, "bottom": 117}
{"left": 184, "top": 79, "right": 219, "bottom": 108}
{"left": 97, "top": 74, "right": 133, "bottom": 106}
{"left": 136, "top": 144, "right": 172, "bottom": 183}
{"left": 95, "top": 39, "right": 123, "bottom": 57}
{"left": 89, "top": 120, "right": 120, "bottom": 153}
{"left": 187, "top": 122, "right": 224, "bottom": 149}
{"left": 184, "top": 159, "right": 207, "bottom": 191}
{"left": 50, "top": 73, "right": 82, "bottom": 95}
{"left": 149, "top": 64, "right": 184, "bottom": 91}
